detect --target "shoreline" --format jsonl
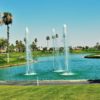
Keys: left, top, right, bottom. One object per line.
{"left": 0, "top": 62, "right": 26, "bottom": 69}
{"left": 0, "top": 60, "right": 38, "bottom": 69}
{"left": 84, "top": 55, "right": 100, "bottom": 59}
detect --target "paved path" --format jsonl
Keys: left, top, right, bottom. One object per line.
{"left": 0, "top": 80, "right": 99, "bottom": 86}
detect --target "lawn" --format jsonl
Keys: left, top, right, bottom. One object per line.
{"left": 0, "top": 84, "right": 100, "bottom": 100}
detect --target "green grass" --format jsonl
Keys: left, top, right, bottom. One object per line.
{"left": 0, "top": 51, "right": 53, "bottom": 68}
{"left": 0, "top": 52, "right": 26, "bottom": 67}
{"left": 71, "top": 49, "right": 100, "bottom": 54}
{"left": 0, "top": 84, "right": 100, "bottom": 100}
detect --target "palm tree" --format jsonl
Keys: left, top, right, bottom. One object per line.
{"left": 34, "top": 38, "right": 37, "bottom": 43}
{"left": 2, "top": 12, "right": 13, "bottom": 63}
{"left": 95, "top": 42, "right": 100, "bottom": 50}
{"left": 31, "top": 41, "right": 37, "bottom": 51}
{"left": 34, "top": 38, "right": 38, "bottom": 46}
{"left": 16, "top": 40, "right": 19, "bottom": 52}
{"left": 9, "top": 44, "right": 15, "bottom": 52}
{"left": 24, "top": 38, "right": 26, "bottom": 44}
{"left": 55, "top": 34, "right": 58, "bottom": 38}
{"left": 55, "top": 34, "right": 59, "bottom": 51}
{"left": 15, "top": 40, "right": 25, "bottom": 52}
{"left": 46, "top": 36, "right": 50, "bottom": 50}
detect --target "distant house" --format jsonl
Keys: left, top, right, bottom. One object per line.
{"left": 38, "top": 46, "right": 43, "bottom": 51}
{"left": 74, "top": 46, "right": 83, "bottom": 50}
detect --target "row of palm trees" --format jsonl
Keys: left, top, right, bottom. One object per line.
{"left": 0, "top": 32, "right": 59, "bottom": 52}
{"left": 46, "top": 34, "right": 59, "bottom": 49}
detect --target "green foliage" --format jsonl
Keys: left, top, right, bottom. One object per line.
{"left": 0, "top": 38, "right": 7, "bottom": 51}
{"left": 15, "top": 40, "right": 25, "bottom": 52}
{"left": 31, "top": 41, "right": 37, "bottom": 51}
{"left": 46, "top": 36, "right": 50, "bottom": 40}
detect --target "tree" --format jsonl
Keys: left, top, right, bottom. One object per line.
{"left": 42, "top": 47, "right": 47, "bottom": 52}
{"left": 55, "top": 34, "right": 59, "bottom": 51}
{"left": 52, "top": 35, "right": 55, "bottom": 54}
{"left": 49, "top": 48, "right": 53, "bottom": 52}
{"left": 52, "top": 35, "right": 55, "bottom": 40}
{"left": 0, "top": 38, "right": 7, "bottom": 53}
{"left": 95, "top": 42, "right": 100, "bottom": 50}
{"left": 69, "top": 46, "right": 73, "bottom": 53}
{"left": 19, "top": 40, "right": 25, "bottom": 52}
{"left": 59, "top": 47, "right": 64, "bottom": 53}
{"left": 46, "top": 36, "right": 50, "bottom": 50}
{"left": 2, "top": 12, "right": 13, "bottom": 63}
{"left": 15, "top": 40, "right": 19, "bottom": 52}
{"left": 34, "top": 38, "right": 37, "bottom": 43}
{"left": 85, "top": 46, "right": 89, "bottom": 51}
{"left": 15, "top": 40, "right": 25, "bottom": 52}
{"left": 31, "top": 41, "right": 37, "bottom": 51}
{"left": 24, "top": 38, "right": 26, "bottom": 44}
{"left": 9, "top": 44, "right": 15, "bottom": 52}
{"left": 34, "top": 38, "right": 38, "bottom": 48}
{"left": 55, "top": 34, "right": 58, "bottom": 38}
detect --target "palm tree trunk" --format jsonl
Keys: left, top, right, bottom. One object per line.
{"left": 47, "top": 40, "right": 49, "bottom": 50}
{"left": 7, "top": 25, "right": 9, "bottom": 63}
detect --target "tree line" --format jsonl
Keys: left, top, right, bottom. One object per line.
{"left": 0, "top": 37, "right": 100, "bottom": 53}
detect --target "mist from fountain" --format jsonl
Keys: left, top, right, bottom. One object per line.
{"left": 25, "top": 27, "right": 37, "bottom": 75}
{"left": 61, "top": 24, "right": 74, "bottom": 76}
{"left": 52, "top": 28, "right": 64, "bottom": 73}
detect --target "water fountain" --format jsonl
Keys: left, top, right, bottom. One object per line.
{"left": 61, "top": 24, "right": 74, "bottom": 76}
{"left": 52, "top": 28, "right": 56, "bottom": 71}
{"left": 25, "top": 27, "right": 37, "bottom": 75}
{"left": 52, "top": 28, "right": 64, "bottom": 73}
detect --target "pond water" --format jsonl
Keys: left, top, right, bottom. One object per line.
{"left": 0, "top": 54, "right": 100, "bottom": 81}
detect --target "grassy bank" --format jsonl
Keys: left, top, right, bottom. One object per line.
{"left": 71, "top": 49, "right": 100, "bottom": 54}
{"left": 0, "top": 51, "right": 53, "bottom": 68}
{"left": 0, "top": 84, "right": 100, "bottom": 100}
{"left": 0, "top": 52, "right": 26, "bottom": 68}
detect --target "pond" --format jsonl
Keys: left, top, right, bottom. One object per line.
{"left": 0, "top": 54, "right": 100, "bottom": 81}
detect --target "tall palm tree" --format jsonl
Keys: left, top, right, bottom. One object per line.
{"left": 34, "top": 38, "right": 37, "bottom": 43}
{"left": 34, "top": 38, "right": 38, "bottom": 46}
{"left": 31, "top": 41, "right": 37, "bottom": 51}
{"left": 46, "top": 36, "right": 50, "bottom": 50}
{"left": 2, "top": 12, "right": 13, "bottom": 63}
{"left": 55, "top": 34, "right": 58, "bottom": 38}
{"left": 55, "top": 34, "right": 59, "bottom": 50}
{"left": 16, "top": 40, "right": 19, "bottom": 52}
{"left": 24, "top": 38, "right": 26, "bottom": 44}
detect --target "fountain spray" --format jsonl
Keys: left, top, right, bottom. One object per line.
{"left": 25, "top": 27, "right": 36, "bottom": 75}
{"left": 52, "top": 28, "right": 64, "bottom": 73}
{"left": 61, "top": 24, "right": 74, "bottom": 76}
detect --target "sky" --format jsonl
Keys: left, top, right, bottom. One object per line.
{"left": 0, "top": 0, "right": 100, "bottom": 47}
